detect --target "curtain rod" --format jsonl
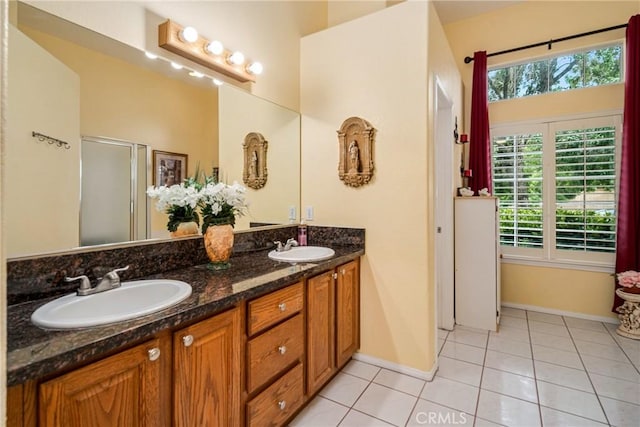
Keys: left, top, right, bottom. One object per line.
{"left": 464, "top": 23, "right": 628, "bottom": 64}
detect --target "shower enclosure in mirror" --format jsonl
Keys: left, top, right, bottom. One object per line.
{"left": 80, "top": 137, "right": 149, "bottom": 246}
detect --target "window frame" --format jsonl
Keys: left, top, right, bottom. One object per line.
{"left": 491, "top": 112, "right": 622, "bottom": 272}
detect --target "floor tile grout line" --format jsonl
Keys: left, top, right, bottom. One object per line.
{"left": 525, "top": 310, "right": 544, "bottom": 427}
{"left": 601, "top": 321, "right": 640, "bottom": 375}
{"left": 470, "top": 329, "right": 489, "bottom": 425}
{"left": 538, "top": 402, "right": 614, "bottom": 426}
{"left": 563, "top": 315, "right": 612, "bottom": 426}
{"left": 403, "top": 379, "right": 430, "bottom": 427}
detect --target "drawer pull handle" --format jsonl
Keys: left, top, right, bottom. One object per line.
{"left": 148, "top": 348, "right": 161, "bottom": 361}
{"left": 341, "top": 269, "right": 346, "bottom": 275}
{"left": 182, "top": 335, "right": 194, "bottom": 347}
{"left": 278, "top": 302, "right": 286, "bottom": 312}
{"left": 278, "top": 400, "right": 286, "bottom": 410}
{"left": 278, "top": 345, "right": 287, "bottom": 355}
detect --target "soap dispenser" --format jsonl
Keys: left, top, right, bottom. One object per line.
{"left": 298, "top": 221, "right": 307, "bottom": 246}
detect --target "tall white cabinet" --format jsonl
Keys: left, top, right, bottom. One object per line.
{"left": 454, "top": 197, "right": 501, "bottom": 331}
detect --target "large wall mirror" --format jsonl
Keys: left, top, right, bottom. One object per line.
{"left": 6, "top": 2, "right": 300, "bottom": 259}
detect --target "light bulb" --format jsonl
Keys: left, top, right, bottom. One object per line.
{"left": 189, "top": 71, "right": 204, "bottom": 78}
{"left": 205, "top": 40, "right": 224, "bottom": 56}
{"left": 179, "top": 26, "right": 198, "bottom": 43}
{"left": 170, "top": 62, "right": 183, "bottom": 70}
{"left": 144, "top": 51, "right": 158, "bottom": 59}
{"left": 212, "top": 78, "right": 224, "bottom": 86}
{"left": 246, "top": 62, "right": 263, "bottom": 75}
{"left": 228, "top": 51, "right": 245, "bottom": 66}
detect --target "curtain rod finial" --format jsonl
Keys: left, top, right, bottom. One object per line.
{"left": 464, "top": 56, "right": 473, "bottom": 64}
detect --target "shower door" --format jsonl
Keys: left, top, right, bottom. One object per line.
{"left": 80, "top": 137, "right": 149, "bottom": 246}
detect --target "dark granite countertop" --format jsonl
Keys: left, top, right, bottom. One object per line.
{"left": 7, "top": 245, "right": 364, "bottom": 386}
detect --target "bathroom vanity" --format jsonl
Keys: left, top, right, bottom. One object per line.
{"left": 6, "top": 225, "right": 364, "bottom": 426}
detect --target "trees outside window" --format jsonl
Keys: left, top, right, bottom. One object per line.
{"left": 488, "top": 45, "right": 622, "bottom": 101}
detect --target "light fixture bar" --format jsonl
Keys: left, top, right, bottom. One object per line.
{"left": 158, "top": 19, "right": 256, "bottom": 83}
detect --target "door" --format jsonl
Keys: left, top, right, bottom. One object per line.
{"left": 306, "top": 270, "right": 335, "bottom": 395}
{"left": 173, "top": 307, "right": 241, "bottom": 426}
{"left": 434, "top": 79, "right": 455, "bottom": 330}
{"left": 336, "top": 260, "right": 360, "bottom": 369}
{"left": 39, "top": 339, "right": 162, "bottom": 427}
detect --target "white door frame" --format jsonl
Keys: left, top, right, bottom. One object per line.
{"left": 434, "top": 77, "right": 455, "bottom": 331}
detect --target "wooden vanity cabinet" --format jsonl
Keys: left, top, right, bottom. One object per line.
{"left": 173, "top": 307, "right": 242, "bottom": 426}
{"left": 38, "top": 337, "right": 165, "bottom": 427}
{"left": 245, "top": 282, "right": 305, "bottom": 427}
{"left": 307, "top": 259, "right": 360, "bottom": 396}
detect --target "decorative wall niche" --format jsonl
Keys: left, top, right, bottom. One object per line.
{"left": 337, "top": 117, "right": 376, "bottom": 187}
{"left": 243, "top": 132, "right": 268, "bottom": 189}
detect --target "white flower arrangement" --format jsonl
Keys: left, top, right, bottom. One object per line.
{"left": 146, "top": 176, "right": 248, "bottom": 233}
{"left": 199, "top": 181, "right": 249, "bottom": 231}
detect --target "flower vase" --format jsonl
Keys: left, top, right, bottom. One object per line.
{"left": 203, "top": 224, "right": 234, "bottom": 270}
{"left": 170, "top": 221, "right": 199, "bottom": 238}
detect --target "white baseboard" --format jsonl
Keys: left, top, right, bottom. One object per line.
{"left": 352, "top": 353, "right": 437, "bottom": 381}
{"left": 502, "top": 302, "right": 619, "bottom": 325}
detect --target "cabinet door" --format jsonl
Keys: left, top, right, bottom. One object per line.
{"left": 173, "top": 307, "right": 241, "bottom": 427}
{"left": 306, "top": 271, "right": 335, "bottom": 395}
{"left": 336, "top": 260, "right": 360, "bottom": 369}
{"left": 39, "top": 338, "right": 163, "bottom": 427}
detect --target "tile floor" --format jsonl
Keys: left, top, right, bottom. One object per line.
{"left": 289, "top": 307, "right": 640, "bottom": 426}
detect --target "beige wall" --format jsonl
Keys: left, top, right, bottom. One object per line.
{"left": 443, "top": 1, "right": 639, "bottom": 319}
{"left": 302, "top": 2, "right": 461, "bottom": 373}
{"left": 2, "top": 1, "right": 9, "bottom": 416}
{"left": 24, "top": 0, "right": 328, "bottom": 111}
{"left": 19, "top": 26, "right": 218, "bottom": 239}
{"left": 6, "top": 25, "right": 80, "bottom": 257}
{"left": 218, "top": 84, "right": 300, "bottom": 229}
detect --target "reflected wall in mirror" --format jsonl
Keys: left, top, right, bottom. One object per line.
{"left": 219, "top": 84, "right": 300, "bottom": 229}
{"left": 6, "top": 2, "right": 301, "bottom": 258}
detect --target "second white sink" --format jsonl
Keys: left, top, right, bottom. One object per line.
{"left": 31, "top": 279, "right": 192, "bottom": 329}
{"left": 268, "top": 246, "right": 335, "bottom": 263}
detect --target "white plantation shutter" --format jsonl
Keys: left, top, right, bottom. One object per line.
{"left": 553, "top": 121, "right": 617, "bottom": 257}
{"left": 491, "top": 115, "right": 620, "bottom": 267}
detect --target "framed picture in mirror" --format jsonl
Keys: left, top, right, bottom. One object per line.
{"left": 153, "top": 150, "right": 188, "bottom": 186}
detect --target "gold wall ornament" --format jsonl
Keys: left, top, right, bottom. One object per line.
{"left": 243, "top": 132, "right": 268, "bottom": 189}
{"left": 337, "top": 117, "right": 376, "bottom": 187}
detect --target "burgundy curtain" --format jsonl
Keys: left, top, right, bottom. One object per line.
{"left": 613, "top": 14, "right": 640, "bottom": 311}
{"left": 468, "top": 51, "right": 492, "bottom": 194}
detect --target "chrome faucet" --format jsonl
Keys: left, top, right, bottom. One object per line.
{"left": 65, "top": 265, "right": 130, "bottom": 296}
{"left": 273, "top": 238, "right": 298, "bottom": 252}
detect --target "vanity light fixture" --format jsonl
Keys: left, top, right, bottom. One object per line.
{"left": 158, "top": 19, "right": 259, "bottom": 83}
{"left": 246, "top": 62, "right": 263, "bottom": 76}
{"left": 227, "top": 51, "right": 245, "bottom": 66}
{"left": 170, "top": 61, "right": 183, "bottom": 70}
{"left": 212, "top": 78, "right": 224, "bottom": 86}
{"left": 189, "top": 70, "right": 205, "bottom": 78}
{"left": 179, "top": 26, "right": 199, "bottom": 43}
{"left": 145, "top": 51, "right": 158, "bottom": 59}
{"left": 205, "top": 40, "right": 224, "bottom": 56}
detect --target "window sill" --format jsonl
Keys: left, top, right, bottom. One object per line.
{"left": 500, "top": 254, "right": 614, "bottom": 274}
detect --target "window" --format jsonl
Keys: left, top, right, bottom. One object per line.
{"left": 488, "top": 44, "right": 622, "bottom": 102}
{"left": 491, "top": 115, "right": 621, "bottom": 267}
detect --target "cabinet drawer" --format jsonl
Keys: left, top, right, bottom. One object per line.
{"left": 248, "top": 282, "right": 303, "bottom": 336}
{"left": 247, "top": 314, "right": 304, "bottom": 394}
{"left": 246, "top": 363, "right": 304, "bottom": 427}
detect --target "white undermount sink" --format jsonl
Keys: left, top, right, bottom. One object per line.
{"left": 268, "top": 246, "right": 335, "bottom": 263}
{"left": 31, "top": 279, "right": 192, "bottom": 330}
